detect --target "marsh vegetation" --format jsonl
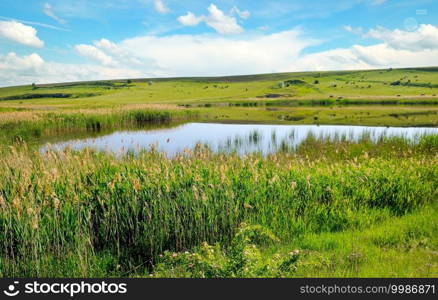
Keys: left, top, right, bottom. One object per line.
{"left": 0, "top": 67, "right": 437, "bottom": 277}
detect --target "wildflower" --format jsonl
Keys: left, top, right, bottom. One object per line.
{"left": 290, "top": 181, "right": 297, "bottom": 189}
{"left": 172, "top": 253, "right": 178, "bottom": 258}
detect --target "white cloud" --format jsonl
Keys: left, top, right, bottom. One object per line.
{"left": 365, "top": 24, "right": 438, "bottom": 51}
{"left": 0, "top": 21, "right": 44, "bottom": 48}
{"left": 289, "top": 43, "right": 438, "bottom": 72}
{"left": 177, "top": 12, "right": 204, "bottom": 26}
{"left": 116, "top": 29, "right": 318, "bottom": 76}
{"left": 43, "top": 3, "right": 66, "bottom": 24}
{"left": 154, "top": 0, "right": 169, "bottom": 14}
{"left": 177, "top": 4, "right": 243, "bottom": 35}
{"left": 0, "top": 16, "right": 70, "bottom": 31}
{"left": 71, "top": 25, "right": 438, "bottom": 79}
{"left": 0, "top": 52, "right": 142, "bottom": 87}
{"left": 4, "top": 24, "right": 438, "bottom": 86}
{"left": 344, "top": 25, "right": 363, "bottom": 35}
{"left": 75, "top": 44, "right": 115, "bottom": 66}
{"left": 230, "top": 6, "right": 250, "bottom": 20}
{"left": 205, "top": 4, "right": 243, "bottom": 35}
{"left": 0, "top": 52, "right": 44, "bottom": 71}
{"left": 93, "top": 38, "right": 144, "bottom": 66}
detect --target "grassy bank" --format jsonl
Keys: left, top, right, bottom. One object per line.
{"left": 1, "top": 67, "right": 438, "bottom": 129}
{"left": 0, "top": 107, "right": 197, "bottom": 146}
{"left": 0, "top": 104, "right": 437, "bottom": 150}
{"left": 0, "top": 135, "right": 436, "bottom": 277}
{"left": 0, "top": 67, "right": 437, "bottom": 278}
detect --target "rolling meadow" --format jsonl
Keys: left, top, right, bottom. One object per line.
{"left": 0, "top": 67, "right": 437, "bottom": 277}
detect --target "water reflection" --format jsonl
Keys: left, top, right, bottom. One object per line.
{"left": 41, "top": 123, "right": 438, "bottom": 157}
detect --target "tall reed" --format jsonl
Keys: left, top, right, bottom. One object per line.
{"left": 0, "top": 135, "right": 436, "bottom": 277}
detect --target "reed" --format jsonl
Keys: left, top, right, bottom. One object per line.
{"left": 0, "top": 108, "right": 198, "bottom": 146}
{"left": 0, "top": 135, "right": 436, "bottom": 277}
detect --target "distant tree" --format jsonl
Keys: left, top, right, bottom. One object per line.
{"left": 313, "top": 80, "right": 319, "bottom": 84}
{"left": 31, "top": 83, "right": 37, "bottom": 90}
{"left": 127, "top": 79, "right": 132, "bottom": 84}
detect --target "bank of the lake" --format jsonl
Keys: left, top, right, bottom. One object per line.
{"left": 0, "top": 133, "right": 437, "bottom": 277}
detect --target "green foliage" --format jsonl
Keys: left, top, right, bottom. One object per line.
{"left": 0, "top": 109, "right": 198, "bottom": 145}
{"left": 152, "top": 224, "right": 299, "bottom": 278}
{"left": 0, "top": 136, "right": 436, "bottom": 277}
{"left": 0, "top": 66, "right": 437, "bottom": 277}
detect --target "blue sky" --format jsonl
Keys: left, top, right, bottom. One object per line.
{"left": 0, "top": 0, "right": 437, "bottom": 86}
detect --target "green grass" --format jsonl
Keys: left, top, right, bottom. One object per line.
{"left": 0, "top": 135, "right": 436, "bottom": 277}
{"left": 0, "top": 67, "right": 437, "bottom": 278}
{"left": 0, "top": 108, "right": 197, "bottom": 147}
{"left": 152, "top": 204, "right": 438, "bottom": 278}
{"left": 1, "top": 67, "right": 437, "bottom": 128}
{"left": 1, "top": 68, "right": 438, "bottom": 107}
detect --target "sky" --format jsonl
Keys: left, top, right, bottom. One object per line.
{"left": 0, "top": 0, "right": 437, "bottom": 86}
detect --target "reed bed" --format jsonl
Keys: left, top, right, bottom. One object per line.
{"left": 0, "top": 135, "right": 436, "bottom": 277}
{"left": 0, "top": 108, "right": 198, "bottom": 146}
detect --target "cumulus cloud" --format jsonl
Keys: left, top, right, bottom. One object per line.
{"left": 72, "top": 25, "right": 438, "bottom": 79}
{"left": 178, "top": 4, "right": 243, "bottom": 35}
{"left": 289, "top": 43, "right": 438, "bottom": 72}
{"left": 0, "top": 21, "right": 44, "bottom": 48}
{"left": 154, "top": 0, "right": 169, "bottom": 14}
{"left": 109, "top": 29, "right": 318, "bottom": 76}
{"left": 204, "top": 4, "right": 243, "bottom": 35}
{"left": 75, "top": 44, "right": 115, "bottom": 66}
{"left": 365, "top": 24, "right": 438, "bottom": 51}
{"left": 92, "top": 38, "right": 143, "bottom": 66}
{"left": 0, "top": 52, "right": 44, "bottom": 71}
{"left": 4, "top": 24, "right": 438, "bottom": 86}
{"left": 43, "top": 3, "right": 66, "bottom": 24}
{"left": 0, "top": 52, "right": 142, "bottom": 87}
{"left": 177, "top": 12, "right": 204, "bottom": 26}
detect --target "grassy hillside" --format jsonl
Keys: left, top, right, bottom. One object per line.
{"left": 0, "top": 67, "right": 437, "bottom": 278}
{"left": 0, "top": 68, "right": 437, "bottom": 142}
{"left": 1, "top": 67, "right": 438, "bottom": 108}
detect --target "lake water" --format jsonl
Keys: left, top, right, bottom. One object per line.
{"left": 41, "top": 123, "right": 438, "bottom": 156}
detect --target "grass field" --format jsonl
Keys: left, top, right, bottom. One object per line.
{"left": 0, "top": 67, "right": 437, "bottom": 278}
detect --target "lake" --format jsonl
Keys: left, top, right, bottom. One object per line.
{"left": 41, "top": 123, "right": 438, "bottom": 156}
